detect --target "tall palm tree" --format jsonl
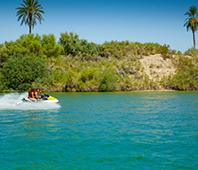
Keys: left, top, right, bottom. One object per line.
{"left": 16, "top": 0, "right": 44, "bottom": 34}
{"left": 184, "top": 6, "right": 198, "bottom": 49}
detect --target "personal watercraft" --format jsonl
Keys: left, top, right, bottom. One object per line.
{"left": 21, "top": 94, "right": 59, "bottom": 104}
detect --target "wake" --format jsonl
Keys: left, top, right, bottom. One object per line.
{"left": 0, "top": 93, "right": 60, "bottom": 110}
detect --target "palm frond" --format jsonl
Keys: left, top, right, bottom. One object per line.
{"left": 184, "top": 5, "right": 198, "bottom": 30}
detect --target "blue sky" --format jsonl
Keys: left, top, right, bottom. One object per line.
{"left": 0, "top": 0, "right": 197, "bottom": 51}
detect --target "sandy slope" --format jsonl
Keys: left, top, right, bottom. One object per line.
{"left": 140, "top": 54, "right": 176, "bottom": 80}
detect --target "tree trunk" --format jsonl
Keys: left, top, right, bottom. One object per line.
{"left": 192, "top": 30, "right": 196, "bottom": 49}
{"left": 29, "top": 24, "right": 32, "bottom": 34}
{"left": 28, "top": 14, "right": 32, "bottom": 34}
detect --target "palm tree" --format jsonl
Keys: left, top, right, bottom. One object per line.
{"left": 16, "top": 0, "right": 44, "bottom": 34}
{"left": 184, "top": 6, "right": 198, "bottom": 49}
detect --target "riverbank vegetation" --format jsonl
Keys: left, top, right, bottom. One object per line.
{"left": 0, "top": 33, "right": 197, "bottom": 92}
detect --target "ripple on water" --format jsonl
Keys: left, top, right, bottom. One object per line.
{"left": 0, "top": 92, "right": 198, "bottom": 170}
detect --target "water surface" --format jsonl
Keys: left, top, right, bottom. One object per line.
{"left": 0, "top": 92, "right": 198, "bottom": 170}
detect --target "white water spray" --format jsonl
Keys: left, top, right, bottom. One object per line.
{"left": 0, "top": 93, "right": 60, "bottom": 110}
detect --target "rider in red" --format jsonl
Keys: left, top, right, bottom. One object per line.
{"left": 28, "top": 88, "right": 41, "bottom": 100}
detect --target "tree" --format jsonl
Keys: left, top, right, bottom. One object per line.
{"left": 184, "top": 6, "right": 198, "bottom": 49}
{"left": 16, "top": 0, "right": 44, "bottom": 34}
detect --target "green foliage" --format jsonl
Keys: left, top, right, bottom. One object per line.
{"left": 15, "top": 34, "right": 43, "bottom": 56}
{"left": 16, "top": 0, "right": 44, "bottom": 34}
{"left": 100, "top": 41, "right": 130, "bottom": 59}
{"left": 79, "top": 40, "right": 100, "bottom": 59}
{"left": 0, "top": 32, "right": 197, "bottom": 92}
{"left": 0, "top": 34, "right": 63, "bottom": 67}
{"left": 1, "top": 56, "right": 47, "bottom": 91}
{"left": 98, "top": 69, "right": 118, "bottom": 92}
{"left": 78, "top": 67, "right": 100, "bottom": 92}
{"left": 0, "top": 34, "right": 43, "bottom": 59}
{"left": 80, "top": 67, "right": 99, "bottom": 83}
{"left": 0, "top": 71, "right": 5, "bottom": 91}
{"left": 42, "top": 34, "right": 63, "bottom": 58}
{"left": 0, "top": 44, "right": 9, "bottom": 68}
{"left": 100, "top": 41, "right": 171, "bottom": 59}
{"left": 184, "top": 6, "right": 198, "bottom": 48}
{"left": 171, "top": 57, "right": 198, "bottom": 90}
{"left": 184, "top": 48, "right": 198, "bottom": 57}
{"left": 64, "top": 70, "right": 79, "bottom": 92}
{"left": 59, "top": 32, "right": 80, "bottom": 55}
{"left": 59, "top": 32, "right": 100, "bottom": 59}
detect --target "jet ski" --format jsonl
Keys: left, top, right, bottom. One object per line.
{"left": 21, "top": 94, "right": 59, "bottom": 104}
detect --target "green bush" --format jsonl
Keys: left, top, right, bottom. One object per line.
{"left": 79, "top": 40, "right": 100, "bottom": 59}
{"left": 0, "top": 44, "right": 9, "bottom": 68}
{"left": 59, "top": 32, "right": 81, "bottom": 56}
{"left": 80, "top": 67, "right": 99, "bottom": 83}
{"left": 59, "top": 32, "right": 100, "bottom": 58}
{"left": 98, "top": 69, "right": 118, "bottom": 92}
{"left": 100, "top": 41, "right": 171, "bottom": 59}
{"left": 184, "top": 48, "right": 198, "bottom": 57}
{"left": 171, "top": 57, "right": 198, "bottom": 90}
{"left": 42, "top": 34, "right": 63, "bottom": 58}
{"left": 0, "top": 71, "right": 5, "bottom": 91}
{"left": 1, "top": 56, "right": 47, "bottom": 91}
{"left": 100, "top": 41, "right": 130, "bottom": 58}
{"left": 0, "top": 34, "right": 44, "bottom": 65}
{"left": 0, "top": 34, "right": 64, "bottom": 61}
{"left": 64, "top": 70, "right": 79, "bottom": 92}
{"left": 15, "top": 34, "right": 43, "bottom": 56}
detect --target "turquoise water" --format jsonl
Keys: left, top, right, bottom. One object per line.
{"left": 0, "top": 92, "right": 198, "bottom": 170}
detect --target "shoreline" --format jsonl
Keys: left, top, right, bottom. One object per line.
{"left": 1, "top": 89, "right": 198, "bottom": 94}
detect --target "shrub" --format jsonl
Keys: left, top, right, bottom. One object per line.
{"left": 42, "top": 34, "right": 63, "bottom": 58}
{"left": 100, "top": 41, "right": 171, "bottom": 59}
{"left": 0, "top": 44, "right": 9, "bottom": 68}
{"left": 64, "top": 70, "right": 79, "bottom": 92}
{"left": 1, "top": 56, "right": 47, "bottom": 91}
{"left": 59, "top": 32, "right": 100, "bottom": 58}
{"left": 0, "top": 71, "right": 5, "bottom": 91}
{"left": 184, "top": 48, "right": 198, "bottom": 57}
{"left": 100, "top": 41, "right": 130, "bottom": 59}
{"left": 0, "top": 34, "right": 64, "bottom": 61}
{"left": 98, "top": 69, "right": 118, "bottom": 92}
{"left": 171, "top": 57, "right": 198, "bottom": 90}
{"left": 80, "top": 67, "right": 99, "bottom": 83}
{"left": 59, "top": 32, "right": 81, "bottom": 56}
{"left": 15, "top": 34, "right": 43, "bottom": 56}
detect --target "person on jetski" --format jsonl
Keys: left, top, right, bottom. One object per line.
{"left": 28, "top": 88, "right": 41, "bottom": 101}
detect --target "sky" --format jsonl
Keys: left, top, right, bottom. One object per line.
{"left": 0, "top": 0, "right": 198, "bottom": 51}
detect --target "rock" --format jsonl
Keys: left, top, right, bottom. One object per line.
{"left": 139, "top": 54, "right": 176, "bottom": 81}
